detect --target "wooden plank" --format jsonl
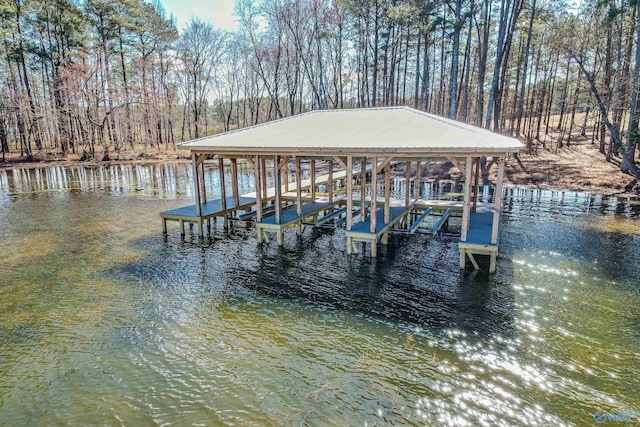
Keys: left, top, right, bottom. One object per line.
{"left": 384, "top": 163, "right": 390, "bottom": 224}
{"left": 492, "top": 158, "right": 505, "bottom": 244}
{"left": 346, "top": 156, "right": 353, "bottom": 230}
{"left": 277, "top": 155, "right": 290, "bottom": 170}
{"left": 310, "top": 159, "right": 316, "bottom": 201}
{"left": 328, "top": 160, "right": 334, "bottom": 203}
{"left": 409, "top": 208, "right": 432, "bottom": 234}
{"left": 405, "top": 161, "right": 411, "bottom": 208}
{"left": 191, "top": 152, "right": 202, "bottom": 217}
{"left": 296, "top": 158, "right": 302, "bottom": 216}
{"left": 361, "top": 157, "right": 366, "bottom": 218}
{"left": 415, "top": 161, "right": 421, "bottom": 201}
{"left": 370, "top": 156, "right": 378, "bottom": 233}
{"left": 196, "top": 153, "right": 207, "bottom": 166}
{"left": 218, "top": 157, "right": 227, "bottom": 212}
{"left": 472, "top": 157, "right": 480, "bottom": 212}
{"left": 254, "top": 156, "right": 263, "bottom": 222}
{"left": 432, "top": 209, "right": 451, "bottom": 235}
{"left": 274, "top": 155, "right": 281, "bottom": 224}
{"left": 461, "top": 156, "right": 473, "bottom": 241}
{"left": 231, "top": 158, "right": 240, "bottom": 205}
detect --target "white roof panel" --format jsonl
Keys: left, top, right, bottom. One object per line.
{"left": 179, "top": 107, "right": 523, "bottom": 156}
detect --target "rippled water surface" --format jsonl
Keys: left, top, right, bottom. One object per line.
{"left": 1, "top": 163, "right": 639, "bottom": 426}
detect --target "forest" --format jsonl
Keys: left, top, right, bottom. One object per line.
{"left": 0, "top": 0, "right": 639, "bottom": 179}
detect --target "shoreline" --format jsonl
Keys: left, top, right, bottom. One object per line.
{"left": 1, "top": 147, "right": 639, "bottom": 199}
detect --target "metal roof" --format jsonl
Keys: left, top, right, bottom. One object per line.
{"left": 179, "top": 107, "right": 523, "bottom": 157}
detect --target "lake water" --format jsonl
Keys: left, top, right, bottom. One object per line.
{"left": 0, "top": 163, "right": 639, "bottom": 426}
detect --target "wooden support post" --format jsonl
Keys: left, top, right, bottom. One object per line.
{"left": 370, "top": 156, "right": 378, "bottom": 233}
{"left": 310, "top": 159, "right": 316, "bottom": 201}
{"left": 191, "top": 152, "right": 202, "bottom": 217}
{"left": 415, "top": 161, "right": 421, "bottom": 201}
{"left": 328, "top": 159, "right": 334, "bottom": 203}
{"left": 384, "top": 163, "right": 390, "bottom": 224}
{"left": 361, "top": 157, "right": 366, "bottom": 218}
{"left": 491, "top": 158, "right": 505, "bottom": 245}
{"left": 461, "top": 156, "right": 473, "bottom": 242}
{"left": 231, "top": 158, "right": 240, "bottom": 205}
{"left": 295, "top": 158, "right": 302, "bottom": 236}
{"left": 254, "top": 156, "right": 263, "bottom": 223}
{"left": 284, "top": 162, "right": 289, "bottom": 192}
{"left": 472, "top": 157, "right": 480, "bottom": 212}
{"left": 218, "top": 157, "right": 227, "bottom": 212}
{"left": 261, "top": 158, "right": 267, "bottom": 198}
{"left": 199, "top": 158, "right": 207, "bottom": 204}
{"left": 405, "top": 161, "right": 411, "bottom": 208}
{"left": 346, "top": 156, "right": 353, "bottom": 231}
{"left": 274, "top": 155, "right": 281, "bottom": 225}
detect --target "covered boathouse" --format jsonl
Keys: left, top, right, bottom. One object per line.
{"left": 161, "top": 107, "right": 523, "bottom": 273}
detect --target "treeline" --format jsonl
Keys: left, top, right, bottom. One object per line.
{"left": 0, "top": 0, "right": 638, "bottom": 176}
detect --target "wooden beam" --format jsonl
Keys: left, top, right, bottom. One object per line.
{"left": 192, "top": 152, "right": 201, "bottom": 217}
{"left": 328, "top": 159, "right": 334, "bottom": 203}
{"left": 378, "top": 156, "right": 394, "bottom": 171}
{"left": 254, "top": 156, "right": 263, "bottom": 222}
{"left": 196, "top": 153, "right": 207, "bottom": 166}
{"left": 361, "top": 157, "right": 366, "bottom": 218}
{"left": 415, "top": 161, "right": 421, "bottom": 201}
{"left": 230, "top": 158, "right": 240, "bottom": 205}
{"left": 461, "top": 156, "right": 473, "bottom": 241}
{"left": 283, "top": 162, "right": 289, "bottom": 192}
{"left": 199, "top": 157, "right": 207, "bottom": 203}
{"left": 277, "top": 155, "right": 290, "bottom": 170}
{"left": 370, "top": 156, "right": 378, "bottom": 233}
{"left": 472, "top": 157, "right": 480, "bottom": 212}
{"left": 332, "top": 156, "right": 347, "bottom": 170}
{"left": 491, "top": 158, "right": 505, "bottom": 244}
{"left": 384, "top": 163, "right": 390, "bottom": 224}
{"left": 274, "top": 155, "right": 281, "bottom": 224}
{"left": 260, "top": 158, "right": 267, "bottom": 197}
{"left": 218, "top": 157, "right": 227, "bottom": 212}
{"left": 405, "top": 161, "right": 411, "bottom": 208}
{"left": 310, "top": 159, "right": 316, "bottom": 201}
{"left": 346, "top": 156, "right": 353, "bottom": 231}
{"left": 244, "top": 156, "right": 254, "bottom": 167}
{"left": 296, "top": 158, "right": 302, "bottom": 216}
{"left": 447, "top": 156, "right": 464, "bottom": 172}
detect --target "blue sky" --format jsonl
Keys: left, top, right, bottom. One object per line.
{"left": 157, "top": 0, "right": 238, "bottom": 31}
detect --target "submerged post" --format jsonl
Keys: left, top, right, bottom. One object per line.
{"left": 461, "top": 156, "right": 473, "bottom": 241}
{"left": 491, "top": 157, "right": 505, "bottom": 244}
{"left": 254, "top": 156, "right": 263, "bottom": 222}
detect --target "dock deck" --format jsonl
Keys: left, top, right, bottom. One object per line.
{"left": 346, "top": 205, "right": 413, "bottom": 256}
{"left": 160, "top": 196, "right": 256, "bottom": 236}
{"left": 459, "top": 210, "right": 500, "bottom": 273}
{"left": 256, "top": 200, "right": 343, "bottom": 245}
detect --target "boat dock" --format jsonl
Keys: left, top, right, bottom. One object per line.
{"left": 162, "top": 107, "right": 522, "bottom": 273}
